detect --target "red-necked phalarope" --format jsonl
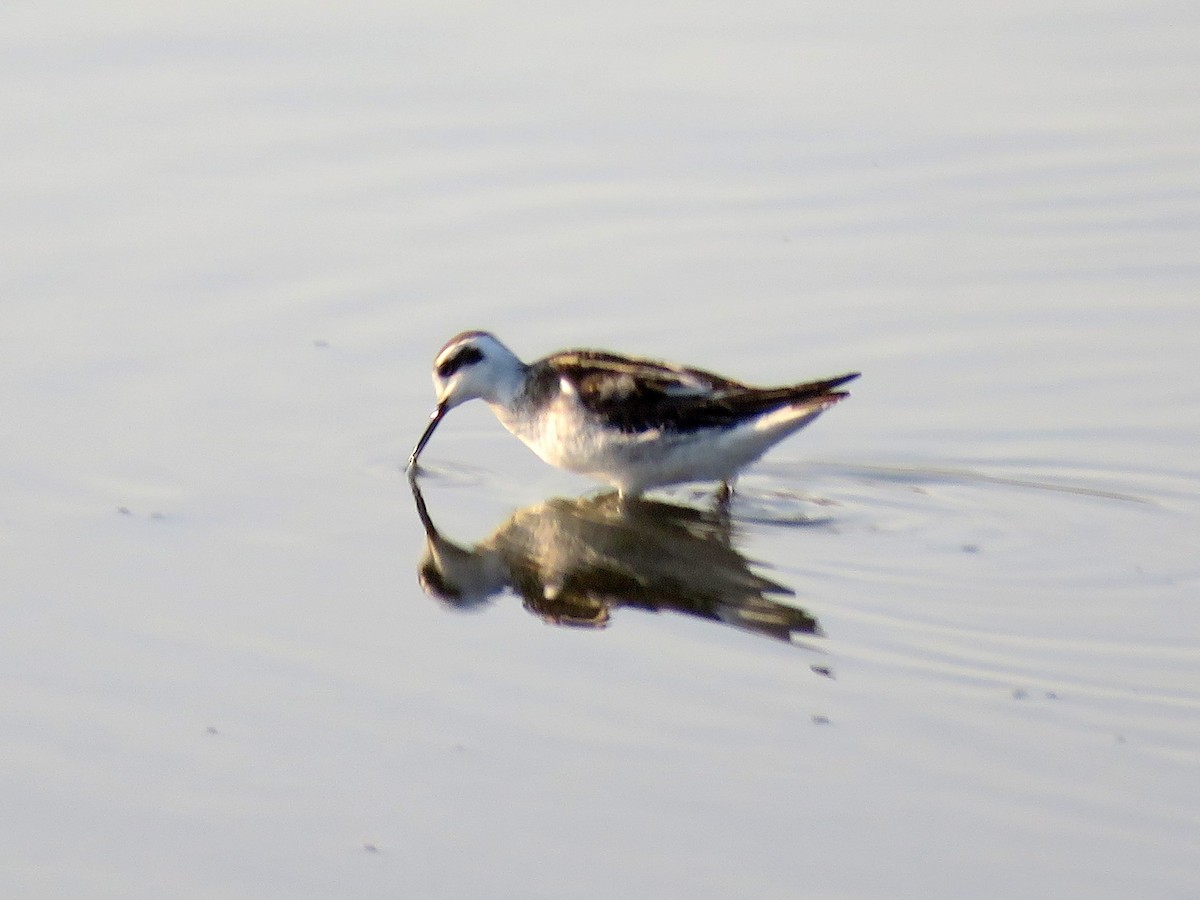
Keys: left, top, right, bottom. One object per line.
{"left": 407, "top": 331, "right": 859, "bottom": 498}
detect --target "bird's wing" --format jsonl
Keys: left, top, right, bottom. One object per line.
{"left": 541, "top": 350, "right": 858, "bottom": 434}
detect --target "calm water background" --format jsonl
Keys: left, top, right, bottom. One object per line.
{"left": 3, "top": 2, "right": 1198, "bottom": 898}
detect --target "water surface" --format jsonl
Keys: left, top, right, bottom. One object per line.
{"left": 2, "top": 2, "right": 1198, "bottom": 898}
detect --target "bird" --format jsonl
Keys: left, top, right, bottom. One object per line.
{"left": 407, "top": 330, "right": 858, "bottom": 498}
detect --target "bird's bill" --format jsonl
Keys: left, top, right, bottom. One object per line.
{"left": 408, "top": 402, "right": 447, "bottom": 469}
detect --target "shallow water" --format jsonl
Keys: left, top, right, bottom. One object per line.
{"left": 3, "top": 2, "right": 1199, "bottom": 898}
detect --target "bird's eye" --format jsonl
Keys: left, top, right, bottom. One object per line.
{"left": 436, "top": 345, "right": 484, "bottom": 379}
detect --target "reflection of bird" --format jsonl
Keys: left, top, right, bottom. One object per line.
{"left": 409, "top": 477, "right": 820, "bottom": 643}
{"left": 408, "top": 331, "right": 858, "bottom": 498}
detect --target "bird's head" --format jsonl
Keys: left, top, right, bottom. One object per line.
{"left": 408, "top": 331, "right": 522, "bottom": 468}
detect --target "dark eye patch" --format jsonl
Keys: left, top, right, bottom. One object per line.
{"left": 419, "top": 560, "right": 460, "bottom": 600}
{"left": 436, "top": 345, "right": 484, "bottom": 378}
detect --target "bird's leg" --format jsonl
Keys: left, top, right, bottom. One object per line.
{"left": 715, "top": 478, "right": 736, "bottom": 517}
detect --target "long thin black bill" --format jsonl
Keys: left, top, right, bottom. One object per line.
{"left": 407, "top": 403, "right": 447, "bottom": 470}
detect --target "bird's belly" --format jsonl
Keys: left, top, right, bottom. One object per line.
{"left": 495, "top": 403, "right": 724, "bottom": 488}
{"left": 493, "top": 397, "right": 613, "bottom": 472}
{"left": 490, "top": 396, "right": 817, "bottom": 493}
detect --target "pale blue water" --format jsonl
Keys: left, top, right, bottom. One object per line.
{"left": 2, "top": 3, "right": 1198, "bottom": 898}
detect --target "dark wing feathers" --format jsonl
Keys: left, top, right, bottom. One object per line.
{"left": 535, "top": 350, "right": 859, "bottom": 434}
